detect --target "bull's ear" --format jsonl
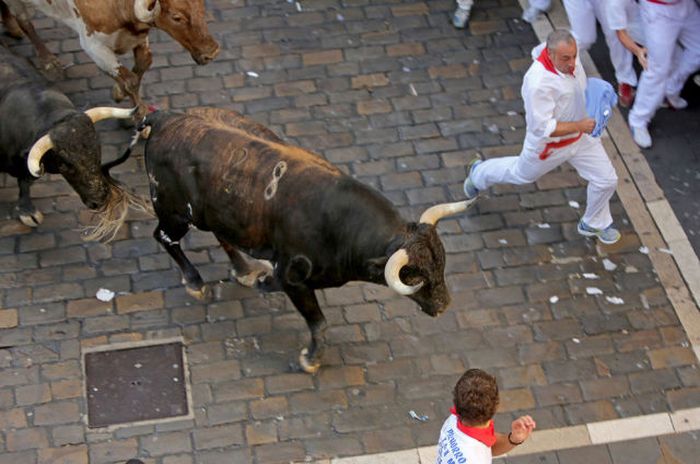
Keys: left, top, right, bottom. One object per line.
{"left": 366, "top": 257, "right": 388, "bottom": 281}
{"left": 147, "top": 0, "right": 158, "bottom": 11}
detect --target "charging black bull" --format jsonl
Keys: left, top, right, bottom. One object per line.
{"left": 0, "top": 45, "right": 146, "bottom": 240}
{"left": 133, "top": 107, "right": 475, "bottom": 373}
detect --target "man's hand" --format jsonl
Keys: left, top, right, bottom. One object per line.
{"left": 579, "top": 118, "right": 596, "bottom": 134}
{"left": 635, "top": 47, "right": 648, "bottom": 70}
{"left": 510, "top": 415, "right": 536, "bottom": 444}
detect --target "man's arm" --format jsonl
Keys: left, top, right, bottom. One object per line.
{"left": 616, "top": 29, "right": 648, "bottom": 69}
{"left": 492, "top": 416, "right": 536, "bottom": 457}
{"left": 551, "top": 119, "right": 595, "bottom": 137}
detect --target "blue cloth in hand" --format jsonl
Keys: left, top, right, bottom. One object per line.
{"left": 585, "top": 77, "right": 617, "bottom": 138}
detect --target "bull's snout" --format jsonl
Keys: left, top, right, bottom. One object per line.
{"left": 86, "top": 200, "right": 101, "bottom": 210}
{"left": 193, "top": 43, "right": 220, "bottom": 65}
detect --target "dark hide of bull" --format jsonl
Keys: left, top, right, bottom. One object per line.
{"left": 140, "top": 108, "right": 451, "bottom": 373}
{"left": 0, "top": 45, "right": 133, "bottom": 232}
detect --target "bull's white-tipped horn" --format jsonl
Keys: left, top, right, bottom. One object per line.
{"left": 384, "top": 249, "right": 424, "bottom": 296}
{"left": 27, "top": 133, "right": 53, "bottom": 177}
{"left": 134, "top": 0, "right": 161, "bottom": 23}
{"left": 84, "top": 106, "right": 137, "bottom": 123}
{"left": 419, "top": 198, "right": 478, "bottom": 226}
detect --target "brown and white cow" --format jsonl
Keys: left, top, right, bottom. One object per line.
{"left": 1, "top": 0, "right": 219, "bottom": 115}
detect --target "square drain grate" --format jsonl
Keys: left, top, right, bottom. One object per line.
{"left": 84, "top": 341, "right": 190, "bottom": 428}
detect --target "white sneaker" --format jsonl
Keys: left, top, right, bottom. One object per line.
{"left": 521, "top": 6, "right": 543, "bottom": 23}
{"left": 665, "top": 94, "right": 688, "bottom": 110}
{"left": 694, "top": 74, "right": 700, "bottom": 87}
{"left": 452, "top": 7, "right": 470, "bottom": 28}
{"left": 631, "top": 125, "right": 652, "bottom": 148}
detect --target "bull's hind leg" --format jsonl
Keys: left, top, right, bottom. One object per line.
{"left": 284, "top": 285, "right": 327, "bottom": 374}
{"left": 5, "top": 8, "right": 63, "bottom": 79}
{"left": 214, "top": 235, "right": 274, "bottom": 288}
{"left": 154, "top": 221, "right": 209, "bottom": 301}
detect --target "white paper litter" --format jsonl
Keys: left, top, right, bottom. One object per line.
{"left": 409, "top": 410, "right": 429, "bottom": 422}
{"left": 337, "top": 13, "right": 344, "bottom": 21}
{"left": 409, "top": 83, "right": 418, "bottom": 96}
{"left": 498, "top": 239, "right": 508, "bottom": 245}
{"left": 658, "top": 248, "right": 672, "bottom": 254}
{"left": 96, "top": 288, "right": 115, "bottom": 302}
{"left": 402, "top": 66, "right": 411, "bottom": 72}
{"left": 603, "top": 258, "right": 617, "bottom": 271}
{"left": 246, "top": 71, "right": 259, "bottom": 78}
{"left": 586, "top": 287, "right": 603, "bottom": 295}
{"left": 605, "top": 296, "right": 625, "bottom": 305}
{"left": 549, "top": 296, "right": 559, "bottom": 304}
{"left": 582, "top": 273, "right": 599, "bottom": 280}
{"left": 506, "top": 111, "right": 518, "bottom": 116}
{"left": 572, "top": 338, "right": 581, "bottom": 344}
{"left": 295, "top": 1, "right": 302, "bottom": 11}
{"left": 639, "top": 246, "right": 649, "bottom": 254}
{"left": 537, "top": 223, "right": 551, "bottom": 229}
{"left": 568, "top": 200, "right": 580, "bottom": 209}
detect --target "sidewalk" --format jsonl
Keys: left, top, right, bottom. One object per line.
{"left": 0, "top": 1, "right": 698, "bottom": 463}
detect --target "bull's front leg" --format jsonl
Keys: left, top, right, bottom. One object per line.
{"left": 284, "top": 285, "right": 327, "bottom": 374}
{"left": 80, "top": 36, "right": 146, "bottom": 118}
{"left": 111, "top": 42, "right": 152, "bottom": 119}
{"left": 1, "top": 1, "right": 23, "bottom": 38}
{"left": 15, "top": 177, "right": 43, "bottom": 227}
{"left": 154, "top": 222, "right": 209, "bottom": 301}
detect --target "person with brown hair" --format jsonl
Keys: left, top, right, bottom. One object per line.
{"left": 437, "top": 369, "right": 536, "bottom": 464}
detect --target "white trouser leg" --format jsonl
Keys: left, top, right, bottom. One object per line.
{"left": 591, "top": 0, "right": 637, "bottom": 86}
{"left": 529, "top": 0, "right": 551, "bottom": 11}
{"left": 563, "top": 0, "right": 596, "bottom": 50}
{"left": 456, "top": 0, "right": 474, "bottom": 9}
{"left": 629, "top": 6, "right": 682, "bottom": 128}
{"left": 470, "top": 146, "right": 571, "bottom": 191}
{"left": 665, "top": 3, "right": 700, "bottom": 98}
{"left": 567, "top": 136, "right": 618, "bottom": 229}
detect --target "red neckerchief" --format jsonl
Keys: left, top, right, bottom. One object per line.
{"left": 536, "top": 47, "right": 574, "bottom": 77}
{"left": 450, "top": 407, "right": 497, "bottom": 447}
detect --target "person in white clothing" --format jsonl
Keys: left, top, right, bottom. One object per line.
{"left": 605, "top": 0, "right": 648, "bottom": 70}
{"left": 463, "top": 29, "right": 621, "bottom": 244}
{"left": 563, "top": 0, "right": 638, "bottom": 107}
{"left": 628, "top": 0, "right": 700, "bottom": 148}
{"left": 521, "top": 0, "right": 553, "bottom": 24}
{"left": 452, "top": 1, "right": 552, "bottom": 28}
{"left": 437, "top": 369, "right": 536, "bottom": 464}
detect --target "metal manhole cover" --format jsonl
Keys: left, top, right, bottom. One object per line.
{"left": 84, "top": 342, "right": 189, "bottom": 428}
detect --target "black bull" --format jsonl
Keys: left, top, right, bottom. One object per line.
{"left": 0, "top": 44, "right": 143, "bottom": 238}
{"left": 139, "top": 108, "right": 475, "bottom": 373}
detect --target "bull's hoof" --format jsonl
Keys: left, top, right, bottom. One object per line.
{"left": 299, "top": 348, "right": 321, "bottom": 374}
{"left": 186, "top": 284, "right": 210, "bottom": 301}
{"left": 19, "top": 210, "right": 44, "bottom": 227}
{"left": 112, "top": 83, "right": 126, "bottom": 103}
{"left": 3, "top": 20, "right": 23, "bottom": 39}
{"left": 39, "top": 56, "right": 65, "bottom": 81}
{"left": 233, "top": 259, "right": 274, "bottom": 288}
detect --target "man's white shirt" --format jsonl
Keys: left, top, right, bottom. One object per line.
{"left": 436, "top": 415, "right": 492, "bottom": 464}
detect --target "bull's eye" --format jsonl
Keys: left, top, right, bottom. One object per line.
{"left": 170, "top": 12, "right": 186, "bottom": 23}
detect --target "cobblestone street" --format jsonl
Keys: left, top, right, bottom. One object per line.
{"left": 0, "top": 1, "right": 698, "bottom": 463}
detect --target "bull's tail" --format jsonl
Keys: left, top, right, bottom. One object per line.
{"left": 101, "top": 115, "right": 152, "bottom": 175}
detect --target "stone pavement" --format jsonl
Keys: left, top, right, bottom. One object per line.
{"left": 0, "top": 1, "right": 699, "bottom": 463}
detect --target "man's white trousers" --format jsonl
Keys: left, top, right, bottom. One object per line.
{"left": 470, "top": 135, "right": 618, "bottom": 230}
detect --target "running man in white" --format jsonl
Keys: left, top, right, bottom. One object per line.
{"left": 563, "top": 0, "right": 638, "bottom": 107}
{"left": 463, "top": 29, "right": 621, "bottom": 245}
{"left": 627, "top": 0, "right": 700, "bottom": 148}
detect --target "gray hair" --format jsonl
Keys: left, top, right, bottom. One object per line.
{"left": 546, "top": 29, "right": 576, "bottom": 55}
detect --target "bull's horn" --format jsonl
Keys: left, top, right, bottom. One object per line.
{"left": 384, "top": 249, "right": 424, "bottom": 296}
{"left": 84, "top": 107, "right": 137, "bottom": 123}
{"left": 27, "top": 133, "right": 53, "bottom": 177}
{"left": 419, "top": 198, "right": 478, "bottom": 226}
{"left": 134, "top": 0, "right": 161, "bottom": 23}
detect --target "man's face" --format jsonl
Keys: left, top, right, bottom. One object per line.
{"left": 551, "top": 40, "right": 577, "bottom": 75}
